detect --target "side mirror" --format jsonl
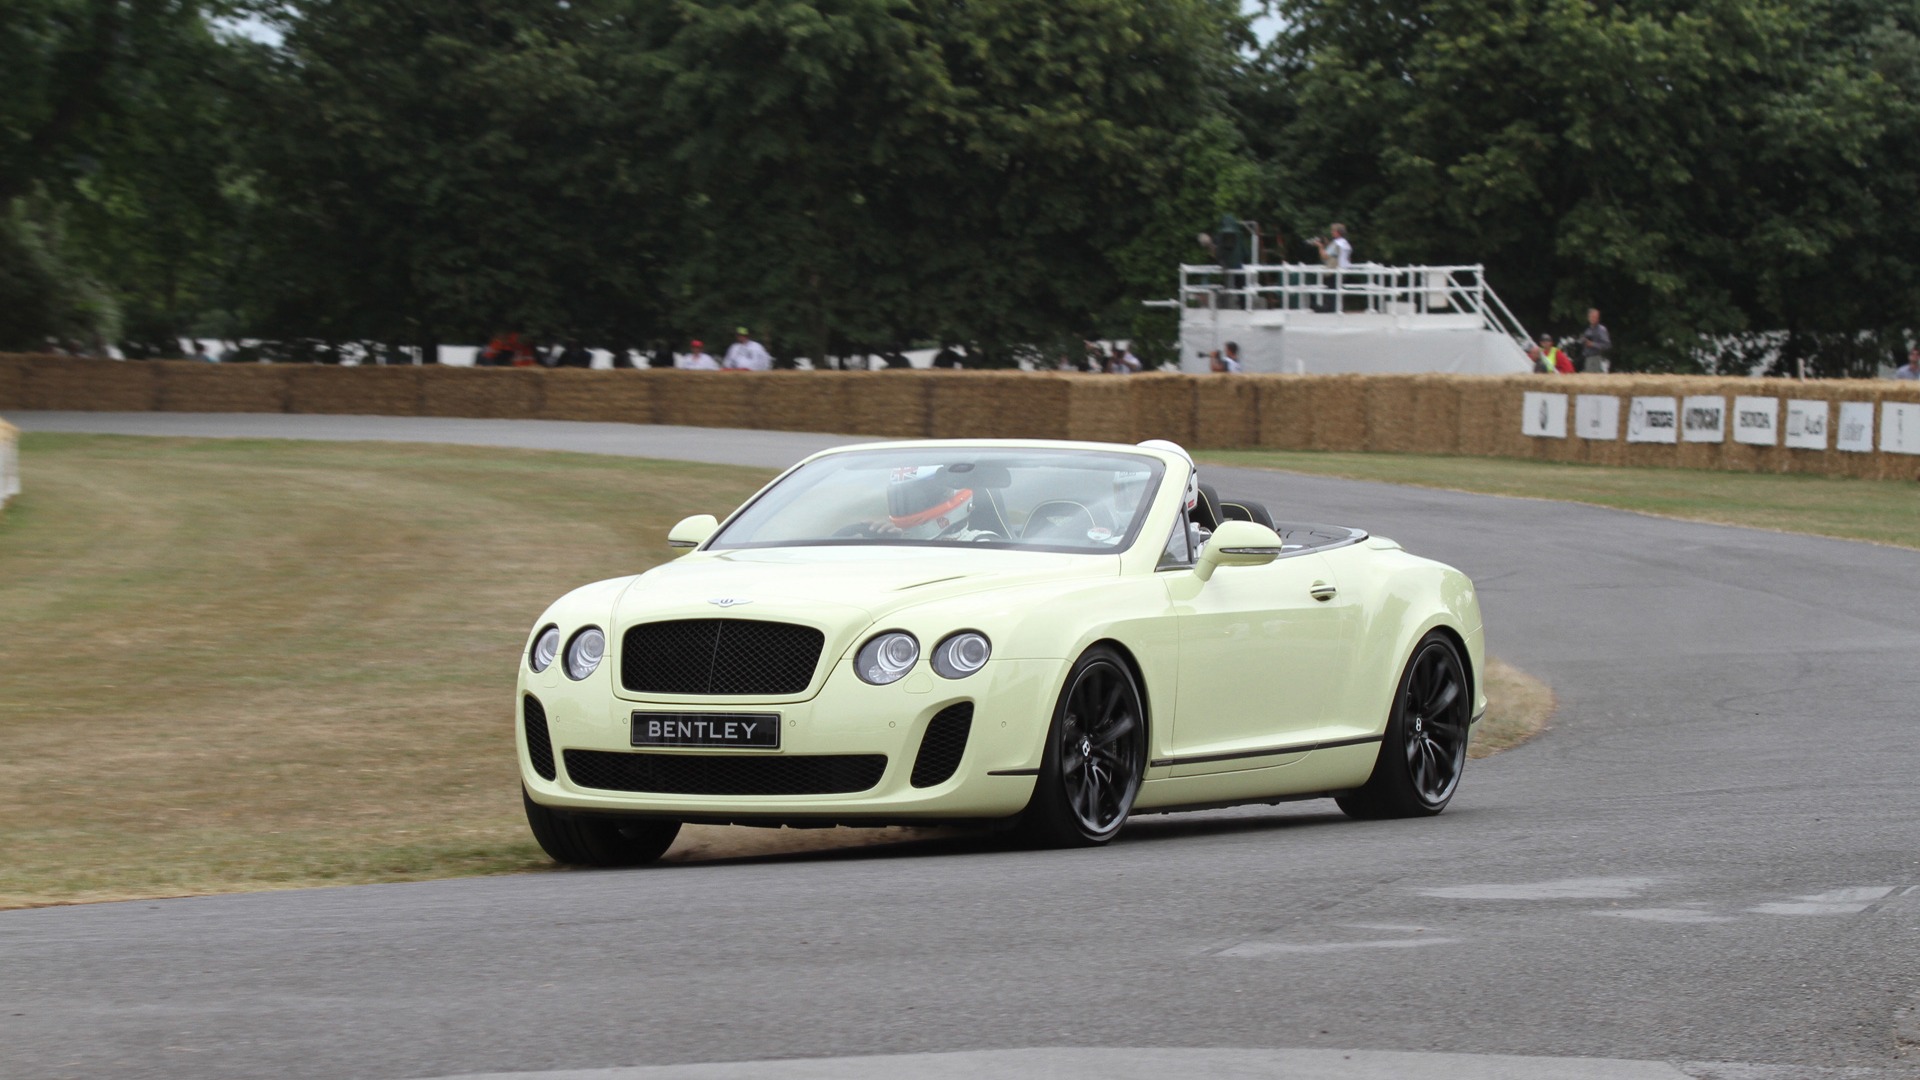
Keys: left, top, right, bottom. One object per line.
{"left": 1194, "top": 520, "right": 1284, "bottom": 582}
{"left": 667, "top": 514, "right": 719, "bottom": 549}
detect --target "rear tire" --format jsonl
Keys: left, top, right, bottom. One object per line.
{"left": 1337, "top": 632, "right": 1471, "bottom": 820}
{"left": 523, "top": 788, "right": 681, "bottom": 867}
{"left": 1016, "top": 646, "right": 1147, "bottom": 847}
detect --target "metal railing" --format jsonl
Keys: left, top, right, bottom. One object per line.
{"left": 1177, "top": 262, "right": 1533, "bottom": 350}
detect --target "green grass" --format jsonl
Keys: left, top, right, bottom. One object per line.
{"left": 1199, "top": 449, "right": 1920, "bottom": 549}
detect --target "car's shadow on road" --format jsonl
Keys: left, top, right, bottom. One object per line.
{"left": 649, "top": 803, "right": 1355, "bottom": 869}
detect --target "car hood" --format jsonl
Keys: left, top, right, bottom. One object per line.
{"left": 617, "top": 545, "right": 1118, "bottom": 623}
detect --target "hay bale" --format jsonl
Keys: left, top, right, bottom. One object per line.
{"left": 1065, "top": 377, "right": 1132, "bottom": 443}
{"left": 1192, "top": 375, "right": 1259, "bottom": 449}
{"left": 1126, "top": 375, "right": 1196, "bottom": 446}
{"left": 649, "top": 370, "right": 755, "bottom": 429}
{"left": 928, "top": 372, "right": 1071, "bottom": 439}
{"left": 1454, "top": 377, "right": 1527, "bottom": 459}
{"left": 1308, "top": 375, "right": 1370, "bottom": 452}
{"left": 842, "top": 372, "right": 931, "bottom": 437}
{"left": 419, "top": 366, "right": 543, "bottom": 419}
{"left": 0, "top": 354, "right": 29, "bottom": 408}
{"left": 1406, "top": 375, "right": 1464, "bottom": 456}
{"left": 286, "top": 365, "right": 423, "bottom": 415}
{"left": 1255, "top": 376, "right": 1314, "bottom": 450}
{"left": 754, "top": 372, "right": 851, "bottom": 433}
{"left": 1362, "top": 376, "right": 1421, "bottom": 454}
{"left": 156, "top": 362, "right": 291, "bottom": 413}
{"left": 537, "top": 369, "right": 655, "bottom": 423}
{"left": 22, "top": 355, "right": 159, "bottom": 410}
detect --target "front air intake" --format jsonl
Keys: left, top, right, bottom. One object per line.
{"left": 562, "top": 750, "right": 886, "bottom": 795}
{"left": 910, "top": 702, "right": 974, "bottom": 788}
{"left": 523, "top": 694, "right": 556, "bottom": 781}
{"left": 621, "top": 619, "right": 825, "bottom": 695}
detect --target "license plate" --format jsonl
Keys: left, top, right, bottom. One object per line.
{"left": 631, "top": 712, "right": 780, "bottom": 749}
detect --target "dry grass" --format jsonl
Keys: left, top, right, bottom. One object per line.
{"left": 1200, "top": 449, "right": 1920, "bottom": 550}
{"left": 1471, "top": 658, "right": 1554, "bottom": 759}
{"left": 0, "top": 435, "right": 779, "bottom": 908}
{"left": 0, "top": 435, "right": 1553, "bottom": 908}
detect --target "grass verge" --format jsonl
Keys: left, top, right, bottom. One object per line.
{"left": 1199, "top": 449, "right": 1920, "bottom": 550}
{"left": 1, "top": 435, "right": 1548, "bottom": 908}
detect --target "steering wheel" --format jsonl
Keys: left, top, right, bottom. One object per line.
{"left": 1022, "top": 500, "right": 1101, "bottom": 542}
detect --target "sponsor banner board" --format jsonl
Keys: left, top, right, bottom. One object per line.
{"left": 1732, "top": 396, "right": 1779, "bottom": 446}
{"left": 1625, "top": 396, "right": 1678, "bottom": 444}
{"left": 1575, "top": 395, "right": 1619, "bottom": 440}
{"left": 1522, "top": 392, "right": 1568, "bottom": 439}
{"left": 1680, "top": 396, "right": 1727, "bottom": 443}
{"left": 1835, "top": 401, "right": 1875, "bottom": 453}
{"left": 1783, "top": 400, "right": 1829, "bottom": 450}
{"left": 1882, "top": 402, "right": 1920, "bottom": 455}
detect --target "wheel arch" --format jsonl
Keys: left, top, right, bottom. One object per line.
{"left": 1086, "top": 636, "right": 1154, "bottom": 752}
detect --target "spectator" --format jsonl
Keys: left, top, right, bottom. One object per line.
{"left": 932, "top": 344, "right": 965, "bottom": 369}
{"left": 1107, "top": 343, "right": 1143, "bottom": 374}
{"left": 191, "top": 340, "right": 217, "bottom": 363}
{"left": 554, "top": 339, "right": 592, "bottom": 368}
{"left": 1210, "top": 341, "right": 1243, "bottom": 373}
{"left": 679, "top": 339, "right": 719, "bottom": 370}
{"left": 1527, "top": 342, "right": 1547, "bottom": 373}
{"left": 1539, "top": 335, "right": 1573, "bottom": 374}
{"left": 1895, "top": 348, "right": 1920, "bottom": 380}
{"left": 722, "top": 326, "right": 772, "bottom": 371}
{"left": 1580, "top": 308, "right": 1612, "bottom": 372}
{"left": 1310, "top": 223, "right": 1352, "bottom": 270}
{"left": 608, "top": 346, "right": 636, "bottom": 369}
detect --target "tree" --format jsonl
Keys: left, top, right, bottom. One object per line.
{"left": 1261, "top": 0, "right": 1920, "bottom": 371}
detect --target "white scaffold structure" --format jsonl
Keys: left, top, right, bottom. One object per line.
{"left": 1155, "top": 259, "right": 1536, "bottom": 375}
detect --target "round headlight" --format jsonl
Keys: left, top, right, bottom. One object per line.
{"left": 855, "top": 631, "right": 919, "bottom": 685}
{"left": 564, "top": 627, "right": 605, "bottom": 680}
{"left": 930, "top": 631, "right": 991, "bottom": 679}
{"left": 530, "top": 625, "right": 560, "bottom": 673}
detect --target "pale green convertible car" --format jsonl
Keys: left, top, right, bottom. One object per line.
{"left": 517, "top": 438, "right": 1485, "bottom": 865}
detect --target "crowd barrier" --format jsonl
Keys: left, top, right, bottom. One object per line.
{"left": 0, "top": 418, "right": 16, "bottom": 511}
{"left": 3, "top": 354, "right": 1919, "bottom": 479}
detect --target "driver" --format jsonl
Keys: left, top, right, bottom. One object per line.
{"left": 883, "top": 466, "right": 1000, "bottom": 541}
{"left": 1136, "top": 439, "right": 1210, "bottom": 552}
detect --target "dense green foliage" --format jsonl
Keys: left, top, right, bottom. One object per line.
{"left": 5, "top": 0, "right": 1920, "bottom": 371}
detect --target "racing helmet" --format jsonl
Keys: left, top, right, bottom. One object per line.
{"left": 887, "top": 466, "right": 974, "bottom": 540}
{"left": 1137, "top": 439, "right": 1197, "bottom": 511}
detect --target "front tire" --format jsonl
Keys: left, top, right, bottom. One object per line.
{"left": 1337, "top": 632, "right": 1471, "bottom": 820}
{"left": 1016, "top": 646, "right": 1147, "bottom": 847}
{"left": 523, "top": 788, "right": 681, "bottom": 867}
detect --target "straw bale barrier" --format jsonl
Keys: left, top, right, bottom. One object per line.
{"left": 4, "top": 354, "right": 1920, "bottom": 478}
{"left": 157, "top": 363, "right": 292, "bottom": 412}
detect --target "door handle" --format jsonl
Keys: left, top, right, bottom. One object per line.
{"left": 1310, "top": 582, "right": 1336, "bottom": 602}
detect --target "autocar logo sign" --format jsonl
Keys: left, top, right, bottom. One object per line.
{"left": 708, "top": 598, "right": 753, "bottom": 608}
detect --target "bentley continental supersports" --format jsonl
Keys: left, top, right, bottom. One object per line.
{"left": 517, "top": 439, "right": 1485, "bottom": 864}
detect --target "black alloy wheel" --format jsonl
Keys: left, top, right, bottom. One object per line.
{"left": 1337, "top": 631, "right": 1471, "bottom": 819}
{"left": 1018, "top": 645, "right": 1148, "bottom": 846}
{"left": 523, "top": 788, "right": 681, "bottom": 867}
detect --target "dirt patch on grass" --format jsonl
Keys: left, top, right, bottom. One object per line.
{"left": 1472, "top": 657, "right": 1554, "bottom": 758}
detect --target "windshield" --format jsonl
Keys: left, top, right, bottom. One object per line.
{"left": 709, "top": 448, "right": 1167, "bottom": 553}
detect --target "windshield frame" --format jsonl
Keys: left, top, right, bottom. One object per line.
{"left": 705, "top": 446, "right": 1169, "bottom": 555}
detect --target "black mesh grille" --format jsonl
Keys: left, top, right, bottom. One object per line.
{"left": 910, "top": 703, "right": 974, "bottom": 788}
{"left": 563, "top": 750, "right": 886, "bottom": 795}
{"left": 621, "top": 619, "right": 825, "bottom": 695}
{"left": 523, "top": 694, "right": 556, "bottom": 781}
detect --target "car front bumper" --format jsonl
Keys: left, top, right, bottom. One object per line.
{"left": 518, "top": 658, "right": 1060, "bottom": 825}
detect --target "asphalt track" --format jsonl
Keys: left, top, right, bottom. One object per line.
{"left": 4, "top": 411, "right": 1919, "bottom": 1080}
